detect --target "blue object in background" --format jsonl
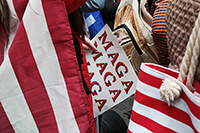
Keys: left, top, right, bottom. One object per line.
{"left": 84, "top": 11, "right": 105, "bottom": 39}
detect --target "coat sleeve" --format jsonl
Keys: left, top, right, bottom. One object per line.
{"left": 81, "top": 0, "right": 105, "bottom": 12}
{"left": 65, "top": 0, "right": 87, "bottom": 14}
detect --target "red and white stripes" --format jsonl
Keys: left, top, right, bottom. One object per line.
{"left": 0, "top": 0, "right": 95, "bottom": 132}
{"left": 128, "top": 63, "right": 200, "bottom": 133}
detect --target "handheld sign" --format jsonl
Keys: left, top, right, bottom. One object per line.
{"left": 85, "top": 25, "right": 138, "bottom": 117}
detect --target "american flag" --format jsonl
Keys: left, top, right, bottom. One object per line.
{"left": 0, "top": 0, "right": 96, "bottom": 132}
{"left": 128, "top": 63, "right": 200, "bottom": 133}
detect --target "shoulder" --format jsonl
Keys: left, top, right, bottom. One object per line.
{"left": 81, "top": 0, "right": 105, "bottom": 12}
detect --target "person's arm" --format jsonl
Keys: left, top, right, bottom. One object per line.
{"left": 81, "top": 0, "right": 105, "bottom": 12}
{"left": 65, "top": 0, "right": 87, "bottom": 14}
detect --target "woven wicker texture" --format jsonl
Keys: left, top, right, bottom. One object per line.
{"left": 165, "top": 0, "right": 200, "bottom": 82}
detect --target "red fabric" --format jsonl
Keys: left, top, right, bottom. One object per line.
{"left": 0, "top": 23, "right": 5, "bottom": 66}
{"left": 128, "top": 63, "right": 200, "bottom": 133}
{"left": 43, "top": 0, "right": 96, "bottom": 132}
{"left": 64, "top": 0, "right": 87, "bottom": 14}
{"left": 0, "top": 0, "right": 96, "bottom": 132}
{"left": 12, "top": 0, "right": 28, "bottom": 21}
{"left": 13, "top": 0, "right": 87, "bottom": 19}
{"left": 0, "top": 103, "right": 15, "bottom": 133}
{"left": 73, "top": 31, "right": 97, "bottom": 133}
{"left": 10, "top": 24, "right": 60, "bottom": 133}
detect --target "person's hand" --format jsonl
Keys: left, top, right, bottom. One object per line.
{"left": 82, "top": 36, "right": 98, "bottom": 51}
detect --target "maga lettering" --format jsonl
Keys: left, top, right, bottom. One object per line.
{"left": 104, "top": 42, "right": 114, "bottom": 52}
{"left": 104, "top": 72, "right": 116, "bottom": 87}
{"left": 108, "top": 53, "right": 119, "bottom": 66}
{"left": 116, "top": 62, "right": 128, "bottom": 78}
{"left": 91, "top": 81, "right": 102, "bottom": 96}
{"left": 92, "top": 51, "right": 103, "bottom": 62}
{"left": 95, "top": 99, "right": 107, "bottom": 111}
{"left": 98, "top": 31, "right": 114, "bottom": 52}
{"left": 109, "top": 89, "right": 121, "bottom": 102}
{"left": 98, "top": 31, "right": 107, "bottom": 44}
{"left": 122, "top": 81, "right": 133, "bottom": 94}
{"left": 96, "top": 63, "right": 108, "bottom": 75}
{"left": 89, "top": 72, "right": 94, "bottom": 80}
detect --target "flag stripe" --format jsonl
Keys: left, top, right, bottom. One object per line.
{"left": 130, "top": 110, "right": 176, "bottom": 133}
{"left": 9, "top": 22, "right": 59, "bottom": 132}
{"left": 43, "top": 0, "right": 94, "bottom": 132}
{"left": 136, "top": 80, "right": 200, "bottom": 132}
{"left": 181, "top": 89, "right": 200, "bottom": 119}
{"left": 139, "top": 67, "right": 200, "bottom": 132}
{"left": 1, "top": 0, "right": 95, "bottom": 132}
{"left": 139, "top": 69, "right": 163, "bottom": 89}
{"left": 181, "top": 93, "right": 200, "bottom": 131}
{"left": 132, "top": 101, "right": 194, "bottom": 132}
{"left": 137, "top": 80, "right": 195, "bottom": 114}
{"left": 128, "top": 120, "right": 152, "bottom": 133}
{"left": 0, "top": 57, "right": 39, "bottom": 133}
{"left": 140, "top": 66, "right": 200, "bottom": 118}
{"left": 142, "top": 64, "right": 179, "bottom": 78}
{"left": 22, "top": 0, "right": 81, "bottom": 132}
{"left": 134, "top": 90, "right": 198, "bottom": 132}
{"left": 0, "top": 102, "right": 15, "bottom": 133}
{"left": 129, "top": 63, "right": 200, "bottom": 133}
{"left": 141, "top": 64, "right": 200, "bottom": 94}
{"left": 12, "top": 0, "right": 28, "bottom": 21}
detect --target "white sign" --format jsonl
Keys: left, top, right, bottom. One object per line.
{"left": 85, "top": 25, "right": 138, "bottom": 117}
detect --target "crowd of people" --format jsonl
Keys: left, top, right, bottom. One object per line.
{"left": 0, "top": 0, "right": 200, "bottom": 133}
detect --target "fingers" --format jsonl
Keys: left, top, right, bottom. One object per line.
{"left": 82, "top": 43, "right": 92, "bottom": 50}
{"left": 83, "top": 36, "right": 98, "bottom": 51}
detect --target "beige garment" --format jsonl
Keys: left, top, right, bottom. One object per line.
{"left": 165, "top": 0, "right": 200, "bottom": 82}
{"left": 113, "top": 0, "right": 159, "bottom": 75}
